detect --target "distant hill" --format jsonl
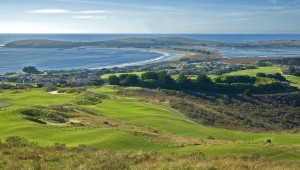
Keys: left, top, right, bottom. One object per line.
{"left": 5, "top": 39, "right": 83, "bottom": 48}
{"left": 5, "top": 37, "right": 216, "bottom": 48}
{"left": 5, "top": 37, "right": 300, "bottom": 48}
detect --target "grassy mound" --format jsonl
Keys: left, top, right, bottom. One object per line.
{"left": 19, "top": 105, "right": 78, "bottom": 124}
{"left": 74, "top": 90, "right": 108, "bottom": 105}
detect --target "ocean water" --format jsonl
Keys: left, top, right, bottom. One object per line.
{"left": 0, "top": 47, "right": 180, "bottom": 74}
{"left": 0, "top": 34, "right": 300, "bottom": 74}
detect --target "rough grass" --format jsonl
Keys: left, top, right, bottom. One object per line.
{"left": 0, "top": 136, "right": 299, "bottom": 170}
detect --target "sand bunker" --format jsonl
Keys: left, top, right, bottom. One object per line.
{"left": 47, "top": 91, "right": 66, "bottom": 95}
{"left": 0, "top": 102, "right": 9, "bottom": 107}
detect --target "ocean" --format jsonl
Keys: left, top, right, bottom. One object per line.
{"left": 0, "top": 34, "right": 300, "bottom": 74}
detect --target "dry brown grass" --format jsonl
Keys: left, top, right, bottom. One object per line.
{"left": 1, "top": 137, "right": 298, "bottom": 170}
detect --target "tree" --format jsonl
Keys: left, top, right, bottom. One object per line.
{"left": 243, "top": 89, "right": 252, "bottom": 97}
{"left": 22, "top": 66, "right": 41, "bottom": 74}
{"left": 195, "top": 74, "right": 212, "bottom": 90}
{"left": 108, "top": 75, "right": 120, "bottom": 85}
{"left": 141, "top": 72, "right": 159, "bottom": 80}
{"left": 119, "top": 74, "right": 129, "bottom": 80}
{"left": 177, "top": 74, "right": 191, "bottom": 90}
{"left": 125, "top": 74, "right": 140, "bottom": 86}
{"left": 273, "top": 73, "right": 286, "bottom": 81}
{"left": 158, "top": 71, "right": 175, "bottom": 89}
{"left": 256, "top": 72, "right": 266, "bottom": 77}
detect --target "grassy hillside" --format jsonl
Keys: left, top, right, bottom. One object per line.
{"left": 1, "top": 87, "right": 299, "bottom": 145}
{"left": 122, "top": 88, "right": 300, "bottom": 132}
{"left": 0, "top": 86, "right": 299, "bottom": 169}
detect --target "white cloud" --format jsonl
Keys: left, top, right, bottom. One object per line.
{"left": 72, "top": 15, "right": 109, "bottom": 19}
{"left": 28, "top": 9, "right": 70, "bottom": 14}
{"left": 78, "top": 10, "right": 109, "bottom": 14}
{"left": 28, "top": 9, "right": 109, "bottom": 14}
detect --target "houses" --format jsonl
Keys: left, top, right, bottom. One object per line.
{"left": 0, "top": 69, "right": 105, "bottom": 89}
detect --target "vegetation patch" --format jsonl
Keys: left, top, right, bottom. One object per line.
{"left": 122, "top": 88, "right": 300, "bottom": 132}
{"left": 0, "top": 136, "right": 299, "bottom": 170}
{"left": 74, "top": 90, "right": 108, "bottom": 105}
{"left": 19, "top": 105, "right": 79, "bottom": 124}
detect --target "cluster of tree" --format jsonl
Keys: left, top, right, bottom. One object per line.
{"left": 215, "top": 75, "right": 256, "bottom": 84}
{"left": 109, "top": 72, "right": 292, "bottom": 94}
{"left": 258, "top": 58, "right": 300, "bottom": 66}
{"left": 287, "top": 66, "right": 300, "bottom": 77}
{"left": 256, "top": 72, "right": 287, "bottom": 81}
{"left": 22, "top": 66, "right": 42, "bottom": 74}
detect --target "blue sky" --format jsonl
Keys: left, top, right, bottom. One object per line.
{"left": 0, "top": 0, "right": 300, "bottom": 33}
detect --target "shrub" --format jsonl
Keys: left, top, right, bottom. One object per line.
{"left": 243, "top": 89, "right": 252, "bottom": 97}
{"left": 108, "top": 75, "right": 120, "bottom": 85}
{"left": 4, "top": 136, "right": 33, "bottom": 147}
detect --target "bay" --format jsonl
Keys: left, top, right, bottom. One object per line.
{"left": 0, "top": 47, "right": 180, "bottom": 74}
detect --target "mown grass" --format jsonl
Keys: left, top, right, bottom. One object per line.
{"left": 0, "top": 86, "right": 299, "bottom": 162}
{"left": 285, "top": 75, "right": 300, "bottom": 88}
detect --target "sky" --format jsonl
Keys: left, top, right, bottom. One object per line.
{"left": 0, "top": 0, "right": 300, "bottom": 33}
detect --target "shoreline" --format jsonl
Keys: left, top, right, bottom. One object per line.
{"left": 89, "top": 48, "right": 183, "bottom": 69}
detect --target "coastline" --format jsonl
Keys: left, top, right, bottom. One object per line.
{"left": 90, "top": 49, "right": 183, "bottom": 69}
